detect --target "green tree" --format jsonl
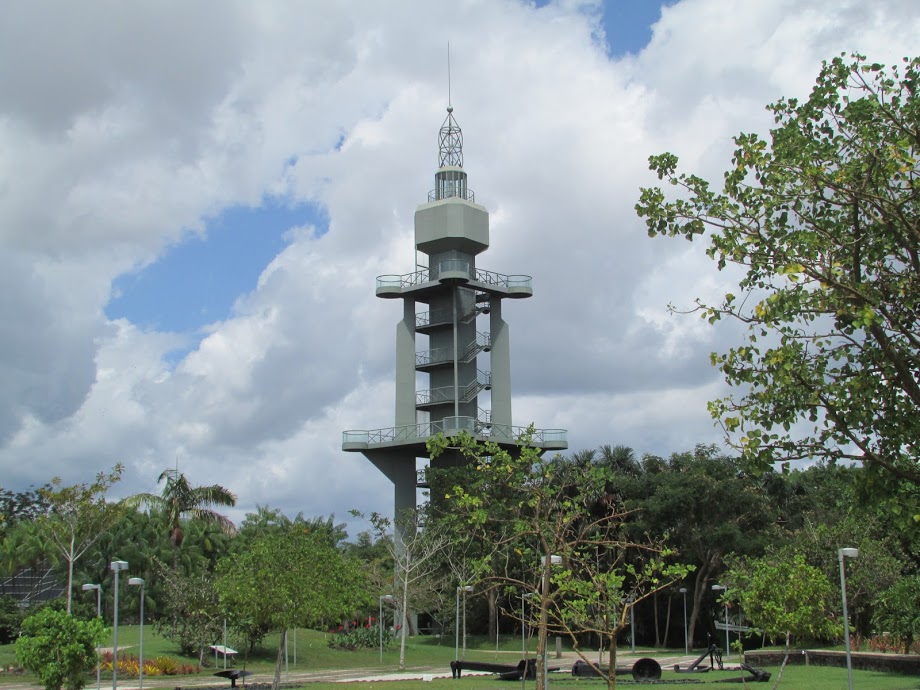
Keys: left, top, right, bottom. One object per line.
{"left": 215, "top": 528, "right": 370, "bottom": 690}
{"left": 872, "top": 575, "right": 920, "bottom": 654}
{"left": 36, "top": 466, "right": 125, "bottom": 614}
{"left": 0, "top": 485, "right": 50, "bottom": 539}
{"left": 129, "top": 469, "right": 236, "bottom": 548}
{"left": 636, "top": 54, "right": 920, "bottom": 512}
{"left": 152, "top": 561, "right": 223, "bottom": 668}
{"left": 724, "top": 552, "right": 837, "bottom": 685}
{"left": 16, "top": 607, "right": 105, "bottom": 690}
{"left": 620, "top": 446, "right": 777, "bottom": 647}
{"left": 429, "top": 432, "right": 690, "bottom": 690}
{"left": 0, "top": 595, "right": 23, "bottom": 645}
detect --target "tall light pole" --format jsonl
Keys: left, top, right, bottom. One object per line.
{"left": 110, "top": 560, "right": 129, "bottom": 690}
{"left": 679, "top": 588, "right": 689, "bottom": 655}
{"left": 839, "top": 548, "right": 859, "bottom": 690}
{"left": 521, "top": 592, "right": 533, "bottom": 690}
{"left": 537, "top": 555, "right": 562, "bottom": 690}
{"left": 712, "top": 584, "right": 729, "bottom": 660}
{"left": 628, "top": 595, "right": 636, "bottom": 653}
{"left": 82, "top": 584, "right": 102, "bottom": 690}
{"left": 378, "top": 595, "right": 394, "bottom": 663}
{"left": 128, "top": 578, "right": 144, "bottom": 690}
{"left": 455, "top": 585, "right": 473, "bottom": 661}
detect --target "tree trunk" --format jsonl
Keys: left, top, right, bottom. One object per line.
{"left": 272, "top": 628, "right": 286, "bottom": 690}
{"left": 66, "top": 552, "right": 74, "bottom": 614}
{"left": 607, "top": 633, "right": 618, "bottom": 690}
{"left": 662, "top": 590, "right": 672, "bottom": 649}
{"left": 770, "top": 632, "right": 791, "bottom": 690}
{"left": 398, "top": 576, "right": 410, "bottom": 670}
{"left": 487, "top": 588, "right": 498, "bottom": 643}
{"left": 688, "top": 555, "right": 716, "bottom": 647}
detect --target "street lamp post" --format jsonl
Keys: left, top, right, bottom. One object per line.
{"left": 128, "top": 578, "right": 144, "bottom": 690}
{"left": 628, "top": 595, "right": 636, "bottom": 653}
{"left": 679, "top": 588, "right": 689, "bottom": 655}
{"left": 839, "top": 548, "right": 859, "bottom": 690}
{"left": 82, "top": 584, "right": 102, "bottom": 690}
{"left": 378, "top": 595, "right": 394, "bottom": 663}
{"left": 711, "top": 584, "right": 729, "bottom": 660}
{"left": 110, "top": 560, "right": 129, "bottom": 690}
{"left": 455, "top": 585, "right": 473, "bottom": 661}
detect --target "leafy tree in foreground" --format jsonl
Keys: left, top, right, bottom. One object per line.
{"left": 152, "top": 560, "right": 223, "bottom": 668}
{"left": 36, "top": 465, "right": 126, "bottom": 614}
{"left": 16, "top": 607, "right": 105, "bottom": 690}
{"left": 429, "top": 431, "right": 690, "bottom": 690}
{"left": 872, "top": 575, "right": 920, "bottom": 654}
{"left": 215, "top": 528, "right": 370, "bottom": 690}
{"left": 636, "top": 53, "right": 920, "bottom": 513}
{"left": 724, "top": 552, "right": 837, "bottom": 687}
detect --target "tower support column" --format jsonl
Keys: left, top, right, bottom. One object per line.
{"left": 489, "top": 298, "right": 512, "bottom": 428}
{"left": 395, "top": 299, "right": 416, "bottom": 428}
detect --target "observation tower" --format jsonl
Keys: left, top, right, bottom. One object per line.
{"left": 342, "top": 106, "right": 567, "bottom": 524}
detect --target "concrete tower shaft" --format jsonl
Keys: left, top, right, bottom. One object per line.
{"left": 342, "top": 106, "right": 566, "bottom": 526}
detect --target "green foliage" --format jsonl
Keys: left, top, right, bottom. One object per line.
{"left": 0, "top": 595, "right": 23, "bottom": 644}
{"left": 327, "top": 625, "right": 391, "bottom": 651}
{"left": 215, "top": 527, "right": 371, "bottom": 672}
{"left": 36, "top": 465, "right": 125, "bottom": 614}
{"left": 724, "top": 552, "right": 837, "bottom": 648}
{"left": 429, "top": 431, "right": 692, "bottom": 689}
{"left": 128, "top": 469, "right": 236, "bottom": 548}
{"left": 15, "top": 607, "right": 105, "bottom": 690}
{"left": 0, "top": 485, "right": 50, "bottom": 540}
{"left": 872, "top": 575, "right": 920, "bottom": 654}
{"left": 637, "top": 53, "right": 920, "bottom": 515}
{"left": 152, "top": 562, "right": 222, "bottom": 660}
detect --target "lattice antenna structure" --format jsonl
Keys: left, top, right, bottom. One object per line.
{"left": 438, "top": 107, "right": 463, "bottom": 168}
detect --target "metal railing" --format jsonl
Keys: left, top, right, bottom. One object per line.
{"left": 342, "top": 419, "right": 567, "bottom": 447}
{"left": 378, "top": 267, "right": 531, "bottom": 293}
{"left": 416, "top": 370, "right": 491, "bottom": 406}
{"left": 416, "top": 332, "right": 490, "bottom": 367}
{"left": 428, "top": 187, "right": 475, "bottom": 203}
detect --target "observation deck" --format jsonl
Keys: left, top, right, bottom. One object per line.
{"left": 376, "top": 264, "right": 533, "bottom": 300}
{"left": 342, "top": 417, "right": 568, "bottom": 454}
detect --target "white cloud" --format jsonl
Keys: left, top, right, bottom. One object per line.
{"left": 1, "top": 0, "right": 918, "bottom": 527}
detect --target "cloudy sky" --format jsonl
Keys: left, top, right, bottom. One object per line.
{"left": 1, "top": 0, "right": 917, "bottom": 531}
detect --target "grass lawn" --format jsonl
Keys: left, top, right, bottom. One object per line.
{"left": 1, "top": 629, "right": 919, "bottom": 689}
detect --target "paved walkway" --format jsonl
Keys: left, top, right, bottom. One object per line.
{"left": 0, "top": 651, "right": 725, "bottom": 688}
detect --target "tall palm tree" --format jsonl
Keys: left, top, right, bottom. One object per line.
{"left": 130, "top": 470, "right": 237, "bottom": 548}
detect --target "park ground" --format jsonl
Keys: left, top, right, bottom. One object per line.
{"left": 1, "top": 626, "right": 918, "bottom": 689}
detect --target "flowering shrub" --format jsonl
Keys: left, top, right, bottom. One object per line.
{"left": 99, "top": 652, "right": 196, "bottom": 676}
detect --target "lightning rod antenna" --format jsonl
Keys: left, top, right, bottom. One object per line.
{"left": 447, "top": 41, "right": 452, "bottom": 108}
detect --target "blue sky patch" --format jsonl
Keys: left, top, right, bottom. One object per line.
{"left": 107, "top": 200, "right": 327, "bottom": 334}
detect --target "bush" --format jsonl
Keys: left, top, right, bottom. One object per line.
{"left": 16, "top": 608, "right": 104, "bottom": 690}
{"left": 0, "top": 595, "right": 23, "bottom": 645}
{"left": 328, "top": 625, "right": 392, "bottom": 651}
